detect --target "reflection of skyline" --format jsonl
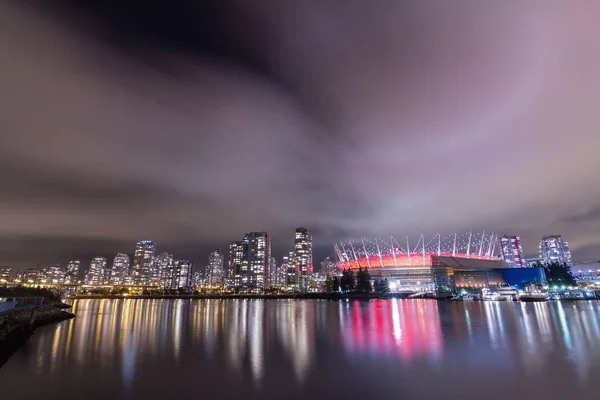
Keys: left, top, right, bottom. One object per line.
{"left": 12, "top": 299, "right": 600, "bottom": 395}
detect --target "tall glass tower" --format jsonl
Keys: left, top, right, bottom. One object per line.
{"left": 498, "top": 235, "right": 525, "bottom": 268}
{"left": 132, "top": 240, "right": 156, "bottom": 285}
{"left": 539, "top": 235, "right": 572, "bottom": 266}
{"left": 294, "top": 228, "right": 313, "bottom": 293}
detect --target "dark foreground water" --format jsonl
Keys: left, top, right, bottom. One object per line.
{"left": 1, "top": 299, "right": 600, "bottom": 399}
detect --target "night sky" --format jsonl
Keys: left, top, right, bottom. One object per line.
{"left": 1, "top": 1, "right": 600, "bottom": 270}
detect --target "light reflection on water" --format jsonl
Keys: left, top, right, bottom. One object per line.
{"left": 2, "top": 299, "right": 600, "bottom": 399}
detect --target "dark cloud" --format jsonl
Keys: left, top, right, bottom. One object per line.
{"left": 1, "top": 1, "right": 600, "bottom": 270}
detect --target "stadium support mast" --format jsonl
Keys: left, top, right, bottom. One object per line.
{"left": 406, "top": 236, "right": 411, "bottom": 266}
{"left": 390, "top": 235, "right": 398, "bottom": 268}
{"left": 437, "top": 233, "right": 441, "bottom": 256}
{"left": 452, "top": 233, "right": 457, "bottom": 256}
{"left": 362, "top": 239, "right": 372, "bottom": 268}
{"left": 478, "top": 230, "right": 486, "bottom": 256}
{"left": 467, "top": 231, "right": 472, "bottom": 256}
{"left": 375, "top": 238, "right": 384, "bottom": 269}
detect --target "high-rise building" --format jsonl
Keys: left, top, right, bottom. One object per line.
{"left": 65, "top": 261, "right": 80, "bottom": 283}
{"left": 132, "top": 240, "right": 156, "bottom": 285}
{"left": 21, "top": 268, "right": 40, "bottom": 284}
{"left": 85, "top": 257, "right": 107, "bottom": 285}
{"left": 164, "top": 260, "right": 193, "bottom": 291}
{"left": 294, "top": 228, "right": 313, "bottom": 293}
{"left": 276, "top": 261, "right": 289, "bottom": 290}
{"left": 284, "top": 252, "right": 297, "bottom": 291}
{"left": 44, "top": 265, "right": 65, "bottom": 284}
{"left": 153, "top": 253, "right": 173, "bottom": 287}
{"left": 539, "top": 235, "right": 572, "bottom": 266}
{"left": 269, "top": 256, "right": 277, "bottom": 289}
{"left": 0, "top": 267, "right": 13, "bottom": 282}
{"left": 320, "top": 257, "right": 341, "bottom": 277}
{"left": 207, "top": 250, "right": 225, "bottom": 286}
{"left": 109, "top": 253, "right": 130, "bottom": 285}
{"left": 233, "top": 232, "right": 271, "bottom": 292}
{"left": 228, "top": 241, "right": 243, "bottom": 280}
{"left": 498, "top": 235, "right": 525, "bottom": 268}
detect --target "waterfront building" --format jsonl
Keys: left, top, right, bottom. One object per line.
{"left": 0, "top": 267, "right": 13, "bottom": 283}
{"left": 233, "top": 232, "right": 271, "bottom": 292}
{"left": 132, "top": 240, "right": 156, "bottom": 284}
{"left": 153, "top": 252, "right": 173, "bottom": 287}
{"left": 164, "top": 260, "right": 193, "bottom": 291}
{"left": 44, "top": 265, "right": 65, "bottom": 284}
{"left": 228, "top": 241, "right": 243, "bottom": 281}
{"left": 498, "top": 235, "right": 525, "bottom": 268}
{"left": 109, "top": 253, "right": 130, "bottom": 285}
{"left": 65, "top": 261, "right": 80, "bottom": 283}
{"left": 85, "top": 257, "right": 107, "bottom": 286}
{"left": 269, "top": 256, "right": 277, "bottom": 289}
{"left": 336, "top": 233, "right": 546, "bottom": 292}
{"left": 539, "top": 235, "right": 572, "bottom": 266}
{"left": 276, "top": 260, "right": 289, "bottom": 290}
{"left": 192, "top": 271, "right": 204, "bottom": 289}
{"left": 294, "top": 228, "right": 313, "bottom": 293}
{"left": 21, "top": 268, "right": 40, "bottom": 284}
{"left": 206, "top": 250, "right": 225, "bottom": 286}
{"left": 283, "top": 252, "right": 297, "bottom": 291}
{"left": 320, "top": 257, "right": 340, "bottom": 277}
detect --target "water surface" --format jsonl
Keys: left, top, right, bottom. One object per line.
{"left": 1, "top": 299, "right": 599, "bottom": 399}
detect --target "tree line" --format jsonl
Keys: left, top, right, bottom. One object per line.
{"left": 324, "top": 267, "right": 390, "bottom": 294}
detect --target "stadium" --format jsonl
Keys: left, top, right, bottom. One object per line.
{"left": 334, "top": 233, "right": 544, "bottom": 293}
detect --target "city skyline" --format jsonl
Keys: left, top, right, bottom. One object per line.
{"left": 1, "top": 2, "right": 600, "bottom": 271}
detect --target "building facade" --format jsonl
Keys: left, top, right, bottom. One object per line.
{"left": 269, "top": 256, "right": 277, "bottom": 289}
{"left": 65, "top": 261, "right": 80, "bottom": 283}
{"left": 233, "top": 232, "right": 271, "bottom": 292}
{"left": 294, "top": 228, "right": 313, "bottom": 293}
{"left": 498, "top": 235, "right": 525, "bottom": 268}
{"left": 109, "top": 253, "right": 130, "bottom": 285}
{"left": 153, "top": 252, "right": 173, "bottom": 287}
{"left": 206, "top": 250, "right": 225, "bottom": 286}
{"left": 0, "top": 267, "right": 13, "bottom": 282}
{"left": 539, "top": 235, "right": 572, "bottom": 266}
{"left": 164, "top": 260, "right": 193, "bottom": 291}
{"left": 132, "top": 240, "right": 156, "bottom": 284}
{"left": 85, "top": 257, "right": 107, "bottom": 285}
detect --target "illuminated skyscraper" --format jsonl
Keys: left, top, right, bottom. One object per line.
{"left": 234, "top": 232, "right": 271, "bottom": 292}
{"left": 153, "top": 252, "right": 173, "bottom": 287}
{"left": 294, "top": 228, "right": 313, "bottom": 293}
{"left": 132, "top": 240, "right": 156, "bottom": 284}
{"left": 498, "top": 235, "right": 525, "bottom": 268}
{"left": 65, "top": 260, "right": 80, "bottom": 283}
{"left": 85, "top": 257, "right": 107, "bottom": 285}
{"left": 164, "top": 260, "right": 193, "bottom": 291}
{"left": 269, "top": 256, "right": 277, "bottom": 289}
{"left": 44, "top": 264, "right": 65, "bottom": 284}
{"left": 283, "top": 252, "right": 297, "bottom": 291}
{"left": 539, "top": 235, "right": 572, "bottom": 266}
{"left": 0, "top": 267, "right": 13, "bottom": 282}
{"left": 207, "top": 250, "right": 225, "bottom": 286}
{"left": 109, "top": 253, "right": 130, "bottom": 285}
{"left": 228, "top": 241, "right": 243, "bottom": 287}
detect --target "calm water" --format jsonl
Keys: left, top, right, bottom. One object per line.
{"left": 1, "top": 299, "right": 600, "bottom": 399}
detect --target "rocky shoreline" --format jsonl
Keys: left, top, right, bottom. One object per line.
{"left": 0, "top": 306, "right": 75, "bottom": 367}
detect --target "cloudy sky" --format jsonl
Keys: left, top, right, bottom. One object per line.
{"left": 1, "top": 1, "right": 600, "bottom": 270}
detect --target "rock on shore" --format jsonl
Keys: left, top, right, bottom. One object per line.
{"left": 0, "top": 306, "right": 75, "bottom": 366}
